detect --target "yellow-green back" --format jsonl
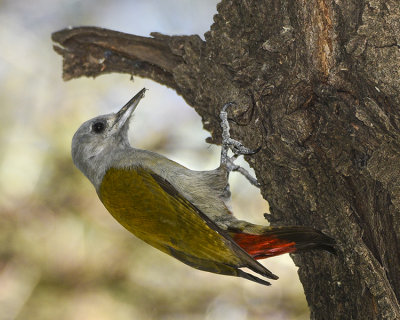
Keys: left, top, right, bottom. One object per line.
{"left": 99, "top": 166, "right": 245, "bottom": 270}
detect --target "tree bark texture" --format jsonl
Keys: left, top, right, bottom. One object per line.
{"left": 52, "top": 1, "right": 400, "bottom": 319}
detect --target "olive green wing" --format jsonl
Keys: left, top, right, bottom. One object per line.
{"left": 99, "top": 166, "right": 277, "bottom": 285}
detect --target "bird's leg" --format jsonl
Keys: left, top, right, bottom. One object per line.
{"left": 219, "top": 102, "right": 260, "bottom": 188}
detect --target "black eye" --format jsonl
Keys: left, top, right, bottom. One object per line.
{"left": 92, "top": 121, "right": 106, "bottom": 133}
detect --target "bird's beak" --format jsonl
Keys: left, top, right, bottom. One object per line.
{"left": 113, "top": 88, "right": 147, "bottom": 130}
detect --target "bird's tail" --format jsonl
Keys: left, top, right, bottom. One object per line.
{"left": 229, "top": 225, "right": 336, "bottom": 260}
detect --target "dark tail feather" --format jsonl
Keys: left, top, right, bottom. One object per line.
{"left": 237, "top": 269, "right": 272, "bottom": 286}
{"left": 231, "top": 226, "right": 336, "bottom": 260}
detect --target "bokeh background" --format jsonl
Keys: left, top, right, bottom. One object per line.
{"left": 0, "top": 1, "right": 309, "bottom": 319}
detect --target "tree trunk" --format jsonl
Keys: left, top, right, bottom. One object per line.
{"left": 52, "top": 0, "right": 400, "bottom": 318}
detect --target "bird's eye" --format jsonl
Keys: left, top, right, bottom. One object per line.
{"left": 92, "top": 121, "right": 106, "bottom": 133}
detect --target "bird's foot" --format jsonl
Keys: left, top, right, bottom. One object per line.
{"left": 219, "top": 102, "right": 260, "bottom": 188}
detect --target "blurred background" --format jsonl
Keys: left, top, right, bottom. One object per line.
{"left": 0, "top": 0, "right": 309, "bottom": 319}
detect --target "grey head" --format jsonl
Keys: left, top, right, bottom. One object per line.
{"left": 71, "top": 88, "right": 146, "bottom": 189}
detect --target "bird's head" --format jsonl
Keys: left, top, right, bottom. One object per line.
{"left": 71, "top": 88, "right": 146, "bottom": 187}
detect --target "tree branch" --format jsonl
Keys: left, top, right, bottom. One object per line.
{"left": 52, "top": 27, "right": 183, "bottom": 89}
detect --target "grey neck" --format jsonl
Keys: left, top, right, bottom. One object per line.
{"left": 75, "top": 143, "right": 134, "bottom": 192}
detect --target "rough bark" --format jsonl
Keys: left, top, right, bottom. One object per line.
{"left": 52, "top": 0, "right": 400, "bottom": 318}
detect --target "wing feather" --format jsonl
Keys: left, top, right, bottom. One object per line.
{"left": 99, "top": 166, "right": 277, "bottom": 284}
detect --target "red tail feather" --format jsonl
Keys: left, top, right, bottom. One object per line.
{"left": 233, "top": 233, "right": 297, "bottom": 259}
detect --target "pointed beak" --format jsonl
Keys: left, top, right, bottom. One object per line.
{"left": 113, "top": 88, "right": 147, "bottom": 130}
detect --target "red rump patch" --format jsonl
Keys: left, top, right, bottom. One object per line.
{"left": 233, "top": 233, "right": 297, "bottom": 259}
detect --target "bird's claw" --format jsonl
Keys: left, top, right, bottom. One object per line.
{"left": 219, "top": 101, "right": 260, "bottom": 188}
